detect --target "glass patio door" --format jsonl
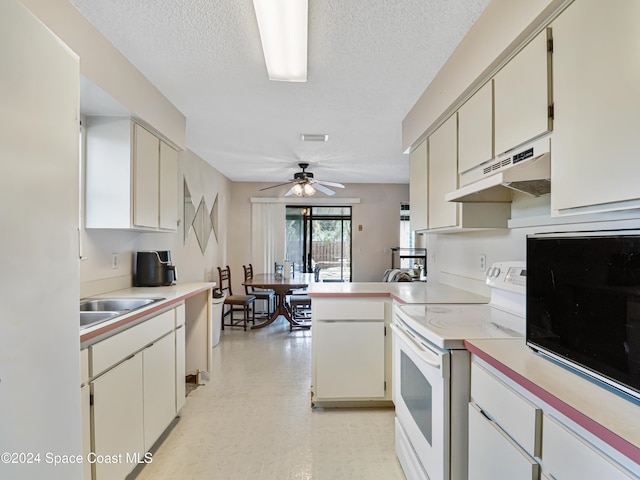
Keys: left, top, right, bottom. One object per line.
{"left": 286, "top": 206, "right": 352, "bottom": 282}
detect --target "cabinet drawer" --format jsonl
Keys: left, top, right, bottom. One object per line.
{"left": 92, "top": 309, "right": 175, "bottom": 376}
{"left": 542, "top": 414, "right": 635, "bottom": 480}
{"left": 469, "top": 403, "right": 540, "bottom": 480}
{"left": 80, "top": 348, "right": 89, "bottom": 386}
{"left": 314, "top": 300, "right": 385, "bottom": 320}
{"left": 471, "top": 362, "right": 541, "bottom": 456}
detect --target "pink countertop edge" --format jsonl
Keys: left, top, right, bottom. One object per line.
{"left": 464, "top": 340, "right": 640, "bottom": 465}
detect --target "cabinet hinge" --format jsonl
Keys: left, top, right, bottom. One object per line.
{"left": 384, "top": 381, "right": 387, "bottom": 391}
{"left": 384, "top": 326, "right": 387, "bottom": 337}
{"left": 547, "top": 37, "right": 554, "bottom": 53}
{"left": 89, "top": 394, "right": 94, "bottom": 406}
{"left": 548, "top": 103, "right": 555, "bottom": 120}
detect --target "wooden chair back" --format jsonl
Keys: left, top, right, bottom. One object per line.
{"left": 217, "top": 266, "right": 234, "bottom": 296}
{"left": 243, "top": 264, "right": 254, "bottom": 294}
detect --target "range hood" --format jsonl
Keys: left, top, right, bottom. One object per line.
{"left": 446, "top": 138, "right": 551, "bottom": 203}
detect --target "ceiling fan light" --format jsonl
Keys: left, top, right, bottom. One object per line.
{"left": 253, "top": 0, "right": 308, "bottom": 82}
{"left": 303, "top": 183, "right": 316, "bottom": 196}
{"left": 291, "top": 183, "right": 304, "bottom": 196}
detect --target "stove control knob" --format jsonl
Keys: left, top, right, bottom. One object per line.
{"left": 492, "top": 267, "right": 501, "bottom": 278}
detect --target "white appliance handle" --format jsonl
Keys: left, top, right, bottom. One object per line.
{"left": 391, "top": 322, "right": 441, "bottom": 369}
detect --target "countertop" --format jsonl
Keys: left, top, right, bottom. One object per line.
{"left": 80, "top": 282, "right": 215, "bottom": 345}
{"left": 465, "top": 337, "right": 640, "bottom": 466}
{"left": 306, "top": 281, "right": 489, "bottom": 304}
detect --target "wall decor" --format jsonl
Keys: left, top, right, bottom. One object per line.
{"left": 184, "top": 176, "right": 218, "bottom": 254}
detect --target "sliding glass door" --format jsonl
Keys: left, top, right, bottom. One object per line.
{"left": 286, "top": 206, "right": 352, "bottom": 282}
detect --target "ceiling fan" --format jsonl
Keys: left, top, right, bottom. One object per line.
{"left": 260, "top": 163, "right": 345, "bottom": 196}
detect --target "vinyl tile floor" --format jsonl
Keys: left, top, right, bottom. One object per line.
{"left": 133, "top": 316, "right": 405, "bottom": 480}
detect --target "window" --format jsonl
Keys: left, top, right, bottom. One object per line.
{"left": 400, "top": 202, "right": 414, "bottom": 249}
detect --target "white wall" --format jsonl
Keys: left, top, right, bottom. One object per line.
{"left": 425, "top": 195, "right": 640, "bottom": 290}
{"left": 1, "top": 2, "right": 82, "bottom": 478}
{"left": 228, "top": 182, "right": 409, "bottom": 290}
{"left": 21, "top": 0, "right": 186, "bottom": 147}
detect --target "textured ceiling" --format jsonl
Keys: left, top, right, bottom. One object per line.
{"left": 70, "top": 0, "right": 490, "bottom": 185}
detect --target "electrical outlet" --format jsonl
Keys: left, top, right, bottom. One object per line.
{"left": 479, "top": 254, "right": 486, "bottom": 271}
{"left": 112, "top": 253, "right": 119, "bottom": 269}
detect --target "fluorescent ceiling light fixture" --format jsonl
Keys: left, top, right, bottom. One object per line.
{"left": 253, "top": 0, "right": 308, "bottom": 82}
{"left": 300, "top": 134, "right": 329, "bottom": 142}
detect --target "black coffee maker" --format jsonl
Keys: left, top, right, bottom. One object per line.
{"left": 135, "top": 251, "right": 177, "bottom": 286}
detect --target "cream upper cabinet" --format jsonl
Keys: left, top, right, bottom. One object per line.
{"left": 85, "top": 117, "right": 178, "bottom": 231}
{"left": 159, "top": 141, "right": 179, "bottom": 230}
{"left": 428, "top": 114, "right": 459, "bottom": 229}
{"left": 551, "top": 0, "right": 640, "bottom": 215}
{"left": 133, "top": 122, "right": 160, "bottom": 228}
{"left": 458, "top": 81, "right": 493, "bottom": 175}
{"left": 409, "top": 139, "right": 428, "bottom": 231}
{"left": 494, "top": 28, "right": 552, "bottom": 156}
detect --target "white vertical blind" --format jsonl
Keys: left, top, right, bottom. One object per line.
{"left": 251, "top": 202, "right": 286, "bottom": 273}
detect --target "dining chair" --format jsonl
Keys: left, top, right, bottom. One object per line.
{"left": 243, "top": 263, "right": 275, "bottom": 319}
{"left": 218, "top": 266, "right": 256, "bottom": 331}
{"left": 289, "top": 264, "right": 319, "bottom": 324}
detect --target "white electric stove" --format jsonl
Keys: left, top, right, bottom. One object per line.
{"left": 391, "top": 261, "right": 527, "bottom": 480}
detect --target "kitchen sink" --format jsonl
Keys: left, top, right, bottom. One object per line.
{"left": 79, "top": 297, "right": 165, "bottom": 329}
{"left": 80, "top": 297, "right": 164, "bottom": 312}
{"left": 80, "top": 311, "right": 120, "bottom": 328}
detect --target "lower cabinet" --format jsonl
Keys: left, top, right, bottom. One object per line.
{"left": 311, "top": 298, "right": 391, "bottom": 406}
{"left": 468, "top": 403, "right": 539, "bottom": 480}
{"left": 315, "top": 320, "right": 385, "bottom": 399}
{"left": 469, "top": 359, "right": 638, "bottom": 480}
{"left": 81, "top": 384, "right": 91, "bottom": 480}
{"left": 142, "top": 333, "right": 176, "bottom": 451}
{"left": 542, "top": 414, "right": 635, "bottom": 480}
{"left": 175, "top": 304, "right": 186, "bottom": 413}
{"left": 87, "top": 306, "right": 183, "bottom": 479}
{"left": 92, "top": 353, "right": 145, "bottom": 480}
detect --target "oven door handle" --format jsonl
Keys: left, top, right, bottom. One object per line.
{"left": 391, "top": 322, "right": 441, "bottom": 369}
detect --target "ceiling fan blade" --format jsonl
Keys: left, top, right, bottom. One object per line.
{"left": 259, "top": 181, "right": 293, "bottom": 191}
{"left": 313, "top": 183, "right": 336, "bottom": 196}
{"left": 315, "top": 180, "right": 345, "bottom": 188}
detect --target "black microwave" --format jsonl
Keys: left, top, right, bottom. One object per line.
{"left": 527, "top": 230, "right": 640, "bottom": 401}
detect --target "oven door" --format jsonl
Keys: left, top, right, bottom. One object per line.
{"left": 391, "top": 318, "right": 451, "bottom": 480}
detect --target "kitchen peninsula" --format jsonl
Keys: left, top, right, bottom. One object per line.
{"left": 307, "top": 281, "right": 488, "bottom": 408}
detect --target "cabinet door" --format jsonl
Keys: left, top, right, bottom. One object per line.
{"left": 81, "top": 385, "right": 92, "bottom": 480}
{"left": 175, "top": 324, "right": 186, "bottom": 412}
{"left": 542, "top": 414, "right": 635, "bottom": 480}
{"left": 133, "top": 123, "right": 160, "bottom": 228}
{"left": 552, "top": 0, "right": 640, "bottom": 214}
{"left": 468, "top": 403, "right": 539, "bottom": 480}
{"left": 143, "top": 333, "right": 176, "bottom": 451}
{"left": 494, "top": 28, "right": 551, "bottom": 155}
{"left": 159, "top": 141, "right": 178, "bottom": 230}
{"left": 428, "top": 115, "right": 458, "bottom": 229}
{"left": 409, "top": 139, "right": 428, "bottom": 231}
{"left": 93, "top": 354, "right": 144, "bottom": 480}
{"left": 315, "top": 321, "right": 385, "bottom": 399}
{"left": 458, "top": 81, "right": 493, "bottom": 175}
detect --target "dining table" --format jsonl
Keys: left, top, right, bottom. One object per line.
{"left": 243, "top": 272, "right": 315, "bottom": 330}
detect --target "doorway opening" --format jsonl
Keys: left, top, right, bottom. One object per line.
{"left": 286, "top": 206, "right": 352, "bottom": 282}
